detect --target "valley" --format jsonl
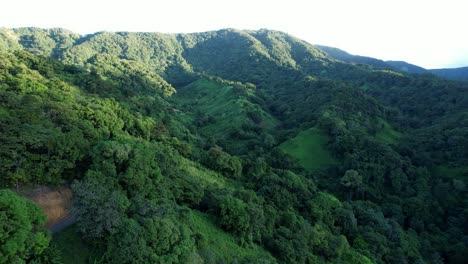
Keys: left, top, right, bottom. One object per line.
{"left": 0, "top": 28, "right": 466, "bottom": 264}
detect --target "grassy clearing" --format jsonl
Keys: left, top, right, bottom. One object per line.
{"left": 173, "top": 78, "right": 277, "bottom": 153}
{"left": 280, "top": 127, "right": 337, "bottom": 172}
{"left": 181, "top": 158, "right": 226, "bottom": 187}
{"left": 375, "top": 119, "right": 401, "bottom": 144}
{"left": 190, "top": 211, "right": 273, "bottom": 262}
{"left": 175, "top": 79, "right": 244, "bottom": 133}
{"left": 52, "top": 225, "right": 92, "bottom": 264}
{"left": 432, "top": 165, "right": 468, "bottom": 180}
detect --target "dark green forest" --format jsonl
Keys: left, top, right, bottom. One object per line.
{"left": 429, "top": 67, "right": 468, "bottom": 81}
{"left": 0, "top": 27, "right": 467, "bottom": 264}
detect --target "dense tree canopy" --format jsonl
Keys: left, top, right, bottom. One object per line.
{"left": 0, "top": 28, "right": 466, "bottom": 263}
{"left": 0, "top": 190, "right": 50, "bottom": 263}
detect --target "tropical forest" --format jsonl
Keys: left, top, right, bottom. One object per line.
{"left": 0, "top": 27, "right": 466, "bottom": 264}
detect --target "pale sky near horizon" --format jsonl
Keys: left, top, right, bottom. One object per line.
{"left": 1, "top": 0, "right": 467, "bottom": 69}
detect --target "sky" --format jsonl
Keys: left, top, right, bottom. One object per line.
{"left": 1, "top": 0, "right": 467, "bottom": 69}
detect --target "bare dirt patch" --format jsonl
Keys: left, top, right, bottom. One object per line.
{"left": 21, "top": 186, "right": 73, "bottom": 228}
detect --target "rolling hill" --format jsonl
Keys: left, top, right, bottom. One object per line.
{"left": 430, "top": 66, "right": 468, "bottom": 80}
{"left": 0, "top": 27, "right": 467, "bottom": 264}
{"left": 317, "top": 44, "right": 468, "bottom": 80}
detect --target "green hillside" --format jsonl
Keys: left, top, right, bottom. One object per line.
{"left": 374, "top": 119, "right": 401, "bottom": 144}
{"left": 174, "top": 78, "right": 277, "bottom": 154}
{"left": 52, "top": 225, "right": 92, "bottom": 264}
{"left": 280, "top": 128, "right": 336, "bottom": 172}
{"left": 189, "top": 211, "right": 275, "bottom": 262}
{"left": 0, "top": 28, "right": 467, "bottom": 264}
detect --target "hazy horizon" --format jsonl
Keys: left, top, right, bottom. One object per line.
{"left": 2, "top": 0, "right": 467, "bottom": 69}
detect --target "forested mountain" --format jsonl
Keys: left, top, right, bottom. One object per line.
{"left": 316, "top": 45, "right": 390, "bottom": 69}
{"left": 385, "top": 61, "right": 428, "bottom": 74}
{"left": 0, "top": 27, "right": 467, "bottom": 264}
{"left": 317, "top": 44, "right": 468, "bottom": 80}
{"left": 430, "top": 67, "right": 468, "bottom": 81}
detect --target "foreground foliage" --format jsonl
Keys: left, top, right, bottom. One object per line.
{"left": 0, "top": 190, "right": 50, "bottom": 263}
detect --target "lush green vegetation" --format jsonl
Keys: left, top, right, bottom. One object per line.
{"left": 0, "top": 28, "right": 466, "bottom": 264}
{"left": 189, "top": 211, "right": 274, "bottom": 262}
{"left": 51, "top": 225, "right": 92, "bottom": 264}
{"left": 374, "top": 119, "right": 401, "bottom": 144}
{"left": 174, "top": 78, "right": 277, "bottom": 154}
{"left": 279, "top": 128, "right": 336, "bottom": 172}
{"left": 0, "top": 190, "right": 50, "bottom": 263}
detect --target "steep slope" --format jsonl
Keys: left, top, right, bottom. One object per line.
{"left": 0, "top": 27, "right": 80, "bottom": 58}
{"left": 0, "top": 51, "right": 278, "bottom": 263}
{"left": 1, "top": 28, "right": 467, "bottom": 264}
{"left": 385, "top": 60, "right": 428, "bottom": 74}
{"left": 317, "top": 45, "right": 390, "bottom": 69}
{"left": 316, "top": 45, "right": 431, "bottom": 75}
{"left": 173, "top": 78, "right": 278, "bottom": 154}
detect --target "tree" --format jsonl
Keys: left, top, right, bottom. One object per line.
{"left": 340, "top": 169, "right": 363, "bottom": 200}
{"left": 205, "top": 146, "right": 242, "bottom": 178}
{"left": 142, "top": 217, "right": 195, "bottom": 263}
{"left": 219, "top": 195, "right": 250, "bottom": 244}
{"left": 105, "top": 219, "right": 151, "bottom": 264}
{"left": 0, "top": 189, "right": 50, "bottom": 263}
{"left": 308, "top": 192, "right": 342, "bottom": 226}
{"left": 72, "top": 171, "right": 130, "bottom": 239}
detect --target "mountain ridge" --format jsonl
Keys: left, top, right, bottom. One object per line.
{"left": 0, "top": 27, "right": 467, "bottom": 264}
{"left": 316, "top": 44, "right": 468, "bottom": 80}
{"left": 4, "top": 27, "right": 467, "bottom": 80}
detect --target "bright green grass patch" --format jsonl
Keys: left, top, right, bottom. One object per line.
{"left": 175, "top": 79, "right": 239, "bottom": 117}
{"left": 175, "top": 79, "right": 245, "bottom": 140}
{"left": 190, "top": 211, "right": 274, "bottom": 262}
{"left": 432, "top": 165, "right": 468, "bottom": 180}
{"left": 174, "top": 78, "right": 277, "bottom": 153}
{"left": 280, "top": 127, "right": 337, "bottom": 172}
{"left": 176, "top": 79, "right": 277, "bottom": 132}
{"left": 181, "top": 158, "right": 226, "bottom": 187}
{"left": 375, "top": 119, "right": 401, "bottom": 144}
{"left": 52, "top": 225, "right": 92, "bottom": 264}
{"left": 373, "top": 69, "right": 405, "bottom": 77}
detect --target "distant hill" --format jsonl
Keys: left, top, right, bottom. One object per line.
{"left": 316, "top": 45, "right": 390, "bottom": 68}
{"left": 317, "top": 45, "right": 468, "bottom": 80}
{"left": 430, "top": 66, "right": 468, "bottom": 80}
{"left": 385, "top": 60, "right": 428, "bottom": 74}
{"left": 317, "top": 45, "right": 430, "bottom": 74}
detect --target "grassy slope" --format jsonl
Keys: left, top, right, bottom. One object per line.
{"left": 181, "top": 158, "right": 226, "bottom": 187}
{"left": 280, "top": 128, "right": 337, "bottom": 172}
{"left": 52, "top": 225, "right": 93, "bottom": 264}
{"left": 375, "top": 119, "right": 401, "bottom": 144}
{"left": 178, "top": 79, "right": 243, "bottom": 133}
{"left": 174, "top": 78, "right": 277, "bottom": 153}
{"left": 51, "top": 212, "right": 273, "bottom": 264}
{"left": 50, "top": 158, "right": 250, "bottom": 263}
{"left": 190, "top": 211, "right": 274, "bottom": 262}
{"left": 181, "top": 153, "right": 274, "bottom": 262}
